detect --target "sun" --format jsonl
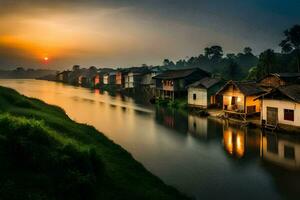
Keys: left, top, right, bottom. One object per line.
{"left": 44, "top": 56, "right": 49, "bottom": 61}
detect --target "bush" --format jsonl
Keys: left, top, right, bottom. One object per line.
{"left": 0, "top": 114, "right": 105, "bottom": 200}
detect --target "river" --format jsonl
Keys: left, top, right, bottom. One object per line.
{"left": 1, "top": 79, "right": 299, "bottom": 200}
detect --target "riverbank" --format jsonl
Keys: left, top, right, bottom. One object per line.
{"left": 0, "top": 86, "right": 190, "bottom": 200}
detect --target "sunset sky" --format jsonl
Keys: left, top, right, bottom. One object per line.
{"left": 0, "top": 0, "right": 299, "bottom": 70}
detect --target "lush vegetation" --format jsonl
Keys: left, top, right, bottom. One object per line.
{"left": 0, "top": 86, "right": 189, "bottom": 200}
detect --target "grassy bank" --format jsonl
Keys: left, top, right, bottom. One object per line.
{"left": 0, "top": 86, "right": 189, "bottom": 200}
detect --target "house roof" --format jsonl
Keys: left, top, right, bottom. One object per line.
{"left": 260, "top": 73, "right": 300, "bottom": 84}
{"left": 217, "top": 81, "right": 265, "bottom": 96}
{"left": 256, "top": 84, "right": 300, "bottom": 103}
{"left": 188, "top": 77, "right": 221, "bottom": 89}
{"left": 278, "top": 85, "right": 300, "bottom": 103}
{"left": 152, "top": 68, "right": 210, "bottom": 80}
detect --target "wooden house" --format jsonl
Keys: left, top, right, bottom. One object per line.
{"left": 93, "top": 74, "right": 100, "bottom": 87}
{"left": 124, "top": 67, "right": 149, "bottom": 89}
{"left": 108, "top": 72, "right": 116, "bottom": 85}
{"left": 78, "top": 68, "right": 97, "bottom": 87}
{"left": 97, "top": 68, "right": 115, "bottom": 86}
{"left": 140, "top": 68, "right": 161, "bottom": 88}
{"left": 187, "top": 77, "right": 223, "bottom": 108}
{"left": 216, "top": 81, "right": 265, "bottom": 119}
{"left": 152, "top": 68, "right": 210, "bottom": 100}
{"left": 116, "top": 71, "right": 123, "bottom": 86}
{"left": 56, "top": 70, "right": 71, "bottom": 83}
{"left": 258, "top": 85, "right": 300, "bottom": 130}
{"left": 259, "top": 73, "right": 300, "bottom": 91}
{"left": 103, "top": 73, "right": 109, "bottom": 85}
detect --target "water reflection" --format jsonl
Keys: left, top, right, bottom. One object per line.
{"left": 155, "top": 107, "right": 188, "bottom": 133}
{"left": 261, "top": 131, "right": 300, "bottom": 170}
{"left": 222, "top": 123, "right": 260, "bottom": 159}
{"left": 1, "top": 79, "right": 300, "bottom": 200}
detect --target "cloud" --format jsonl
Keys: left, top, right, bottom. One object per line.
{"left": 0, "top": 0, "right": 299, "bottom": 69}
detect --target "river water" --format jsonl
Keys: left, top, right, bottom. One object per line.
{"left": 0, "top": 79, "right": 299, "bottom": 200}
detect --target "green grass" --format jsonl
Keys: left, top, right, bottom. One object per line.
{"left": 0, "top": 86, "right": 190, "bottom": 200}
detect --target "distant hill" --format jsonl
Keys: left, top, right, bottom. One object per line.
{"left": 0, "top": 68, "right": 57, "bottom": 79}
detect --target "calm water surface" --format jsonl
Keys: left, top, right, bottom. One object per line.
{"left": 1, "top": 79, "right": 300, "bottom": 200}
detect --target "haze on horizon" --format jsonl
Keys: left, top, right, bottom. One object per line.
{"left": 0, "top": 0, "right": 299, "bottom": 70}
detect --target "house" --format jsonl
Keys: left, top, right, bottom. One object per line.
{"left": 140, "top": 67, "right": 161, "bottom": 88}
{"left": 78, "top": 68, "right": 97, "bottom": 87}
{"left": 98, "top": 68, "right": 115, "bottom": 86}
{"left": 258, "top": 84, "right": 300, "bottom": 130}
{"left": 152, "top": 68, "right": 210, "bottom": 100}
{"left": 108, "top": 72, "right": 116, "bottom": 85}
{"left": 259, "top": 73, "right": 300, "bottom": 91}
{"left": 93, "top": 74, "right": 100, "bottom": 87}
{"left": 216, "top": 81, "right": 265, "bottom": 119}
{"left": 187, "top": 77, "right": 223, "bottom": 108}
{"left": 56, "top": 70, "right": 71, "bottom": 83}
{"left": 103, "top": 73, "right": 109, "bottom": 85}
{"left": 116, "top": 71, "right": 123, "bottom": 86}
{"left": 124, "top": 67, "right": 149, "bottom": 89}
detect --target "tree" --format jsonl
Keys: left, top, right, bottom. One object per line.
{"left": 204, "top": 45, "right": 223, "bottom": 61}
{"left": 257, "top": 49, "right": 276, "bottom": 77}
{"left": 225, "top": 59, "right": 240, "bottom": 80}
{"left": 162, "top": 59, "right": 175, "bottom": 68}
{"left": 243, "top": 47, "right": 253, "bottom": 55}
{"left": 226, "top": 53, "right": 236, "bottom": 60}
{"left": 279, "top": 24, "right": 300, "bottom": 71}
{"left": 246, "top": 66, "right": 258, "bottom": 80}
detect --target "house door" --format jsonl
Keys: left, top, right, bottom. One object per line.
{"left": 267, "top": 107, "right": 278, "bottom": 126}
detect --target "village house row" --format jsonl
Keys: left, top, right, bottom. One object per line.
{"left": 56, "top": 66, "right": 300, "bottom": 132}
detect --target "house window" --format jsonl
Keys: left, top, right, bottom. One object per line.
{"left": 193, "top": 93, "right": 197, "bottom": 100}
{"left": 284, "top": 145, "right": 295, "bottom": 160}
{"left": 284, "top": 109, "right": 294, "bottom": 121}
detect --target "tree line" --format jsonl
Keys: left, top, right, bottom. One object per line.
{"left": 158, "top": 24, "right": 300, "bottom": 81}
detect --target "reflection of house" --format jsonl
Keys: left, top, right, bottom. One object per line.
{"left": 223, "top": 127, "right": 245, "bottom": 158}
{"left": 153, "top": 68, "right": 210, "bottom": 100}
{"left": 188, "top": 115, "right": 208, "bottom": 138}
{"left": 188, "top": 115, "right": 222, "bottom": 140}
{"left": 258, "top": 85, "right": 300, "bottom": 129}
{"left": 261, "top": 132, "right": 300, "bottom": 170}
{"left": 155, "top": 107, "right": 188, "bottom": 132}
{"left": 188, "top": 77, "right": 223, "bottom": 108}
{"left": 222, "top": 124, "right": 260, "bottom": 158}
{"left": 217, "top": 81, "right": 265, "bottom": 119}
{"left": 259, "top": 73, "right": 300, "bottom": 91}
